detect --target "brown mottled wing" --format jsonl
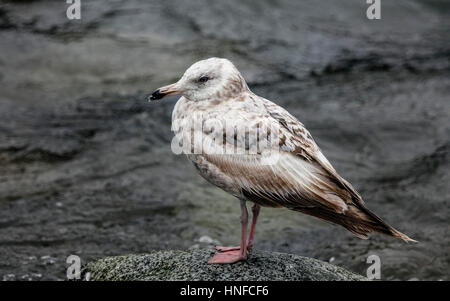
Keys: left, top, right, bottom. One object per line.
{"left": 260, "top": 97, "right": 363, "bottom": 202}
{"left": 197, "top": 97, "right": 353, "bottom": 214}
{"left": 257, "top": 97, "right": 412, "bottom": 240}
{"left": 199, "top": 95, "right": 413, "bottom": 241}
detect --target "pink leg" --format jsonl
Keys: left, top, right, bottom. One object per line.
{"left": 208, "top": 200, "right": 248, "bottom": 264}
{"left": 215, "top": 203, "right": 261, "bottom": 252}
{"left": 247, "top": 204, "right": 260, "bottom": 250}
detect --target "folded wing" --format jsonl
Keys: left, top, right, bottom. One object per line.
{"left": 201, "top": 94, "right": 414, "bottom": 241}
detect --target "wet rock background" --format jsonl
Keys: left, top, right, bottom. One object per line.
{"left": 0, "top": 0, "right": 449, "bottom": 280}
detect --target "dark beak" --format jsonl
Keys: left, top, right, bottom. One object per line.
{"left": 148, "top": 89, "right": 165, "bottom": 101}
{"left": 147, "top": 83, "right": 180, "bottom": 102}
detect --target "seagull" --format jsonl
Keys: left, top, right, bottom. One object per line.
{"left": 148, "top": 57, "right": 415, "bottom": 264}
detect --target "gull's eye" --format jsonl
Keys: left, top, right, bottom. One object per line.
{"left": 198, "top": 76, "right": 209, "bottom": 83}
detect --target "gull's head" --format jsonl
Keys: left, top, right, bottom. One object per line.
{"left": 149, "top": 57, "right": 248, "bottom": 102}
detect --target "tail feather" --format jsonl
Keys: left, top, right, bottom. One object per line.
{"left": 347, "top": 202, "right": 417, "bottom": 243}
{"left": 345, "top": 221, "right": 417, "bottom": 242}
{"left": 389, "top": 228, "right": 417, "bottom": 243}
{"left": 294, "top": 203, "right": 417, "bottom": 242}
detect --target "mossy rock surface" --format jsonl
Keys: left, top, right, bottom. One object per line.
{"left": 82, "top": 248, "right": 366, "bottom": 281}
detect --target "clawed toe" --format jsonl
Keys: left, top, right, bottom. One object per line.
{"left": 215, "top": 245, "right": 253, "bottom": 252}
{"left": 215, "top": 246, "right": 241, "bottom": 252}
{"left": 208, "top": 250, "right": 247, "bottom": 264}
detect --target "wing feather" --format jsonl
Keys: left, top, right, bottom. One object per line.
{"left": 192, "top": 93, "right": 414, "bottom": 241}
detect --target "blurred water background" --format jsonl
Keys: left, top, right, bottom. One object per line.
{"left": 0, "top": 0, "right": 449, "bottom": 280}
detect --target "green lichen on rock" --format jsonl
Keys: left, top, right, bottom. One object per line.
{"left": 82, "top": 248, "right": 366, "bottom": 281}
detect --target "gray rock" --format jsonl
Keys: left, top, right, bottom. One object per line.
{"left": 82, "top": 248, "right": 366, "bottom": 281}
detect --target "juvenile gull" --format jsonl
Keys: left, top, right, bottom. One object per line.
{"left": 149, "top": 57, "right": 415, "bottom": 264}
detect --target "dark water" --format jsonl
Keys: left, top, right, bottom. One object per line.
{"left": 0, "top": 0, "right": 449, "bottom": 280}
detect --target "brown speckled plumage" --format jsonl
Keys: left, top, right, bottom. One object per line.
{"left": 157, "top": 57, "right": 415, "bottom": 243}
